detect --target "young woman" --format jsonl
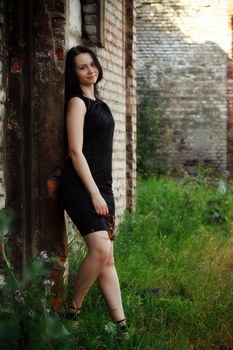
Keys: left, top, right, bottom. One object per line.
{"left": 60, "top": 45, "right": 128, "bottom": 336}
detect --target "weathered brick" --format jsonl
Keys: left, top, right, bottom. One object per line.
{"left": 82, "top": 4, "right": 97, "bottom": 13}
{"left": 55, "top": 46, "right": 64, "bottom": 60}
{"left": 52, "top": 15, "right": 65, "bottom": 28}
{"left": 85, "top": 24, "right": 97, "bottom": 35}
{"left": 46, "top": 0, "right": 65, "bottom": 14}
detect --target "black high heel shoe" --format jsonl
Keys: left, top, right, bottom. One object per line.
{"left": 64, "top": 300, "right": 82, "bottom": 329}
{"left": 115, "top": 319, "right": 129, "bottom": 339}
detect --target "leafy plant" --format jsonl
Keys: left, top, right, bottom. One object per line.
{"left": 0, "top": 207, "right": 71, "bottom": 350}
{"left": 137, "top": 68, "right": 169, "bottom": 178}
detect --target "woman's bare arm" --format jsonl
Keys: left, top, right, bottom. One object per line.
{"left": 66, "top": 97, "right": 109, "bottom": 215}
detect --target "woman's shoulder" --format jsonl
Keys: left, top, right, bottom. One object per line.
{"left": 68, "top": 93, "right": 86, "bottom": 102}
{"left": 67, "top": 94, "right": 88, "bottom": 109}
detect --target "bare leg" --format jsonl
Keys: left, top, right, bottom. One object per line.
{"left": 72, "top": 230, "right": 112, "bottom": 308}
{"left": 97, "top": 242, "right": 126, "bottom": 322}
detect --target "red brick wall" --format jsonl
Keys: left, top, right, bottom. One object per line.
{"left": 227, "top": 15, "right": 233, "bottom": 177}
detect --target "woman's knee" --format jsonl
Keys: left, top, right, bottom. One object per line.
{"left": 94, "top": 243, "right": 112, "bottom": 264}
{"left": 85, "top": 230, "right": 112, "bottom": 263}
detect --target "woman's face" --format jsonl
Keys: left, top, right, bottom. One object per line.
{"left": 74, "top": 52, "right": 99, "bottom": 85}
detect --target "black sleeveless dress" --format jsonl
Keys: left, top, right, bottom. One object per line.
{"left": 60, "top": 94, "right": 116, "bottom": 240}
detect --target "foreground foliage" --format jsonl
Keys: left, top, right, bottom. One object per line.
{"left": 1, "top": 171, "right": 233, "bottom": 349}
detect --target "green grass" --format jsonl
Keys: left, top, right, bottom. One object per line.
{"left": 64, "top": 174, "right": 233, "bottom": 349}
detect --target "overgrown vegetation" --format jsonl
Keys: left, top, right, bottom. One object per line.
{"left": 0, "top": 208, "right": 71, "bottom": 350}
{"left": 137, "top": 93, "right": 161, "bottom": 178}
{"left": 136, "top": 67, "right": 169, "bottom": 179}
{"left": 1, "top": 172, "right": 233, "bottom": 349}
{"left": 65, "top": 172, "right": 233, "bottom": 349}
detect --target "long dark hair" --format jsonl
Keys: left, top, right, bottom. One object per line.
{"left": 63, "top": 46, "right": 103, "bottom": 157}
{"left": 64, "top": 45, "right": 103, "bottom": 117}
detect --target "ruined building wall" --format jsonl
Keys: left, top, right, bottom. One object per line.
{"left": 137, "top": 0, "right": 232, "bottom": 175}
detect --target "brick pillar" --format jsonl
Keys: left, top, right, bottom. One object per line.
{"left": 33, "top": 0, "right": 68, "bottom": 311}
{"left": 227, "top": 15, "right": 233, "bottom": 178}
{"left": 3, "top": 0, "right": 68, "bottom": 311}
{"left": 125, "top": 0, "right": 137, "bottom": 212}
{"left": 0, "top": 0, "right": 6, "bottom": 268}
